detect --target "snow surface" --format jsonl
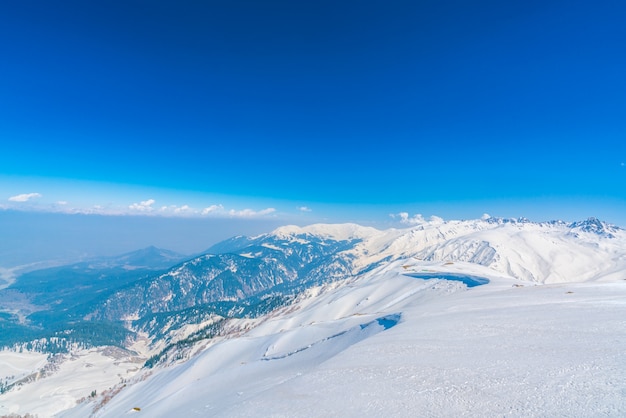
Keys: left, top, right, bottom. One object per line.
{"left": 0, "top": 347, "right": 144, "bottom": 417}
{"left": 272, "top": 223, "right": 380, "bottom": 242}
{"left": 0, "top": 351, "right": 48, "bottom": 382}
{"left": 2, "top": 218, "right": 626, "bottom": 417}
{"left": 63, "top": 260, "right": 626, "bottom": 417}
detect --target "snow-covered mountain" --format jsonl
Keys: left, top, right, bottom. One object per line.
{"left": 88, "top": 231, "right": 361, "bottom": 327}
{"left": 340, "top": 216, "right": 625, "bottom": 283}
{"left": 2, "top": 217, "right": 625, "bottom": 417}
{"left": 92, "top": 217, "right": 625, "bottom": 324}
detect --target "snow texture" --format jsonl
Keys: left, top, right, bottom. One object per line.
{"left": 1, "top": 218, "right": 625, "bottom": 417}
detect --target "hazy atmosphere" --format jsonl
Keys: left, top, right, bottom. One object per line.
{"left": 2, "top": 0, "right": 625, "bottom": 262}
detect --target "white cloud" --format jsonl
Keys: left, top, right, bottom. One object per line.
{"left": 128, "top": 204, "right": 277, "bottom": 218}
{"left": 429, "top": 215, "right": 444, "bottom": 224}
{"left": 391, "top": 212, "right": 425, "bottom": 225}
{"left": 481, "top": 213, "right": 492, "bottom": 220}
{"left": 155, "top": 204, "right": 195, "bottom": 216}
{"left": 298, "top": 206, "right": 312, "bottom": 212}
{"left": 390, "top": 212, "right": 444, "bottom": 225}
{"left": 202, "top": 204, "right": 225, "bottom": 215}
{"left": 9, "top": 193, "right": 42, "bottom": 202}
{"left": 3, "top": 194, "right": 281, "bottom": 220}
{"left": 174, "top": 205, "right": 192, "bottom": 213}
{"left": 228, "top": 207, "right": 276, "bottom": 218}
{"left": 129, "top": 199, "right": 156, "bottom": 212}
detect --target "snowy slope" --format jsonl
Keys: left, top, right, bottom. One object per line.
{"left": 222, "top": 216, "right": 626, "bottom": 285}
{"left": 271, "top": 222, "right": 380, "bottom": 241}
{"left": 0, "top": 347, "right": 144, "bottom": 417}
{"left": 63, "top": 260, "right": 626, "bottom": 417}
{"left": 343, "top": 217, "right": 626, "bottom": 283}
{"left": 1, "top": 217, "right": 625, "bottom": 417}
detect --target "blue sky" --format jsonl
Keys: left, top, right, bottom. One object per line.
{"left": 1, "top": 0, "right": 625, "bottom": 246}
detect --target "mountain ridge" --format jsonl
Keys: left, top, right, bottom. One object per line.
{"left": 2, "top": 216, "right": 626, "bottom": 417}
{"left": 86, "top": 216, "right": 626, "bottom": 343}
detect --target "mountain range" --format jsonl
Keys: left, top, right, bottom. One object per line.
{"left": 1, "top": 216, "right": 625, "bottom": 417}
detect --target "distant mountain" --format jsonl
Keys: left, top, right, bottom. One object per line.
{"left": 85, "top": 217, "right": 626, "bottom": 344}
{"left": 75, "top": 246, "right": 189, "bottom": 270}
{"left": 89, "top": 233, "right": 361, "bottom": 324}
{"left": 484, "top": 216, "right": 622, "bottom": 238}
{"left": 4, "top": 246, "right": 188, "bottom": 305}
{"left": 204, "top": 235, "right": 254, "bottom": 254}
{"left": 568, "top": 216, "right": 621, "bottom": 238}
{"left": 0, "top": 246, "right": 188, "bottom": 348}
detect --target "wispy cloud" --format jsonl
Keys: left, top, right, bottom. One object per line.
{"left": 174, "top": 205, "right": 192, "bottom": 213}
{"left": 152, "top": 203, "right": 276, "bottom": 218}
{"left": 429, "top": 215, "right": 444, "bottom": 224}
{"left": 390, "top": 212, "right": 444, "bottom": 225}
{"left": 8, "top": 192, "right": 42, "bottom": 202}
{"left": 298, "top": 206, "right": 312, "bottom": 212}
{"left": 129, "top": 199, "right": 156, "bottom": 212}
{"left": 228, "top": 208, "right": 276, "bottom": 218}
{"left": 201, "top": 204, "right": 225, "bottom": 215}
{"left": 3, "top": 194, "right": 281, "bottom": 220}
{"left": 390, "top": 212, "right": 425, "bottom": 225}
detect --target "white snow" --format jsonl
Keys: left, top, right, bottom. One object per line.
{"left": 0, "top": 351, "right": 48, "bottom": 382}
{"left": 342, "top": 219, "right": 626, "bottom": 283}
{"left": 261, "top": 243, "right": 282, "bottom": 251}
{"left": 2, "top": 218, "right": 625, "bottom": 417}
{"left": 0, "top": 348, "right": 144, "bottom": 417}
{"left": 272, "top": 223, "right": 380, "bottom": 241}
{"left": 61, "top": 260, "right": 626, "bottom": 417}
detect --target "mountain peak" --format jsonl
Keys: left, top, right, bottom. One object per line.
{"left": 482, "top": 216, "right": 532, "bottom": 225}
{"left": 568, "top": 217, "right": 620, "bottom": 238}
{"left": 109, "top": 246, "right": 188, "bottom": 268}
{"left": 119, "top": 246, "right": 184, "bottom": 259}
{"left": 271, "top": 223, "right": 380, "bottom": 241}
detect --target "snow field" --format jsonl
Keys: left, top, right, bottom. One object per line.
{"left": 214, "top": 280, "right": 626, "bottom": 417}
{"left": 0, "top": 351, "right": 48, "bottom": 382}
{"left": 0, "top": 348, "right": 143, "bottom": 417}
{"left": 3, "top": 218, "right": 625, "bottom": 416}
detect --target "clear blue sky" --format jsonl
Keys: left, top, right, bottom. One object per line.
{"left": 1, "top": 0, "right": 625, "bottom": 236}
